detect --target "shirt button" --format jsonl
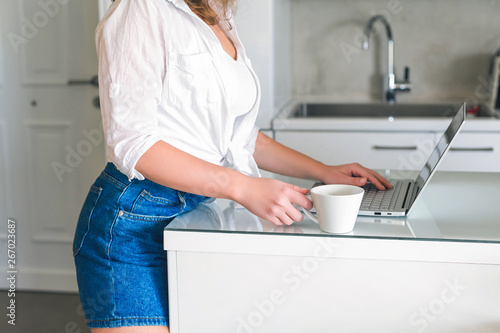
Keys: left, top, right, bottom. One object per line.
{"left": 118, "top": 211, "right": 124, "bottom": 217}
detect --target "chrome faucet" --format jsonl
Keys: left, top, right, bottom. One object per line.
{"left": 362, "top": 15, "right": 411, "bottom": 104}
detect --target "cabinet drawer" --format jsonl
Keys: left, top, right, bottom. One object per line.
{"left": 439, "top": 133, "right": 500, "bottom": 172}
{"left": 275, "top": 131, "right": 436, "bottom": 171}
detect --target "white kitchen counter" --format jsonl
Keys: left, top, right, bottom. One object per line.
{"left": 164, "top": 172, "right": 500, "bottom": 333}
{"left": 274, "top": 116, "right": 500, "bottom": 132}
{"left": 272, "top": 100, "right": 500, "bottom": 132}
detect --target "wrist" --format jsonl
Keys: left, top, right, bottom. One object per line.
{"left": 311, "top": 161, "right": 330, "bottom": 183}
{"left": 224, "top": 171, "right": 251, "bottom": 203}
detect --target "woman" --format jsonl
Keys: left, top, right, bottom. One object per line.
{"left": 73, "top": 0, "right": 392, "bottom": 332}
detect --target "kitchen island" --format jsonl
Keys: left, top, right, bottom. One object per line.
{"left": 164, "top": 172, "right": 500, "bottom": 333}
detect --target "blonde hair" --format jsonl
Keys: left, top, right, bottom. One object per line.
{"left": 111, "top": 1, "right": 235, "bottom": 25}
{"left": 184, "top": 0, "right": 235, "bottom": 25}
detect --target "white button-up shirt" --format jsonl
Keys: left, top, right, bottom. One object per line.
{"left": 96, "top": 0, "right": 261, "bottom": 181}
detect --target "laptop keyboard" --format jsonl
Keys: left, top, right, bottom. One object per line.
{"left": 360, "top": 180, "right": 403, "bottom": 211}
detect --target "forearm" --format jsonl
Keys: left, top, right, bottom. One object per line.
{"left": 253, "top": 132, "right": 392, "bottom": 190}
{"left": 135, "top": 140, "right": 248, "bottom": 201}
{"left": 253, "top": 132, "right": 327, "bottom": 181}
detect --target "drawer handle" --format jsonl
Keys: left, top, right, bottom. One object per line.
{"left": 450, "top": 147, "right": 494, "bottom": 152}
{"left": 372, "top": 145, "right": 418, "bottom": 151}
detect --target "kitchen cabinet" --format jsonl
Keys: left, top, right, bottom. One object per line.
{"left": 438, "top": 132, "right": 500, "bottom": 172}
{"left": 275, "top": 130, "right": 437, "bottom": 172}
{"left": 273, "top": 117, "right": 500, "bottom": 174}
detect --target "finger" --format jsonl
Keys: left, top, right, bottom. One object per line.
{"left": 336, "top": 173, "right": 369, "bottom": 187}
{"left": 373, "top": 173, "right": 393, "bottom": 189}
{"left": 288, "top": 190, "right": 313, "bottom": 210}
{"left": 278, "top": 211, "right": 295, "bottom": 226}
{"left": 360, "top": 165, "right": 393, "bottom": 190}
{"left": 267, "top": 216, "right": 284, "bottom": 226}
{"left": 364, "top": 170, "right": 393, "bottom": 190}
{"left": 362, "top": 172, "right": 386, "bottom": 190}
{"left": 284, "top": 203, "right": 304, "bottom": 223}
{"left": 348, "top": 167, "right": 386, "bottom": 190}
{"left": 286, "top": 183, "right": 309, "bottom": 195}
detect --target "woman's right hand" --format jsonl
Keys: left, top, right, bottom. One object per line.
{"left": 233, "top": 177, "right": 313, "bottom": 226}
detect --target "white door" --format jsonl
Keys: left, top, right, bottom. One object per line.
{"left": 0, "top": 0, "right": 107, "bottom": 291}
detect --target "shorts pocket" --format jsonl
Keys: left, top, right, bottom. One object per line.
{"left": 73, "top": 185, "right": 103, "bottom": 257}
{"left": 128, "top": 189, "right": 186, "bottom": 219}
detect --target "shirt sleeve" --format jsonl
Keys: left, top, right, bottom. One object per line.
{"left": 244, "top": 125, "right": 261, "bottom": 156}
{"left": 96, "top": 0, "right": 165, "bottom": 180}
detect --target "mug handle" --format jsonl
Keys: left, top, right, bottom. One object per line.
{"left": 302, "top": 194, "right": 319, "bottom": 224}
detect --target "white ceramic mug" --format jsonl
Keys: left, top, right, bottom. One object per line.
{"left": 303, "top": 184, "right": 364, "bottom": 234}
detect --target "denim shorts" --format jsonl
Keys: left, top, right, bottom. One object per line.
{"left": 73, "top": 162, "right": 208, "bottom": 328}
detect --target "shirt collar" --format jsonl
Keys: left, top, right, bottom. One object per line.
{"left": 165, "top": 0, "right": 227, "bottom": 22}
{"left": 164, "top": 0, "right": 195, "bottom": 16}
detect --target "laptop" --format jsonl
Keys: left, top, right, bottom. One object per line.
{"left": 357, "top": 102, "right": 466, "bottom": 217}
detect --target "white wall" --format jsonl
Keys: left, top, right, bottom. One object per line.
{"left": 290, "top": 0, "right": 500, "bottom": 104}
{"left": 98, "top": 0, "right": 112, "bottom": 20}
{"left": 235, "top": 0, "right": 276, "bottom": 129}
{"left": 236, "top": 0, "right": 291, "bottom": 129}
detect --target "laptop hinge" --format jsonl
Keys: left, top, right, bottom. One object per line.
{"left": 400, "top": 181, "right": 415, "bottom": 211}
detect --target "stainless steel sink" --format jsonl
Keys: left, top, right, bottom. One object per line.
{"left": 291, "top": 103, "right": 458, "bottom": 118}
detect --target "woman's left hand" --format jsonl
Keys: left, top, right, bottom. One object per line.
{"left": 319, "top": 163, "right": 393, "bottom": 190}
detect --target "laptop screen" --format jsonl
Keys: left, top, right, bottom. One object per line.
{"left": 411, "top": 103, "right": 466, "bottom": 205}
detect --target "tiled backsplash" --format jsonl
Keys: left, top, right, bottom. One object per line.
{"left": 290, "top": 0, "right": 500, "bottom": 104}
